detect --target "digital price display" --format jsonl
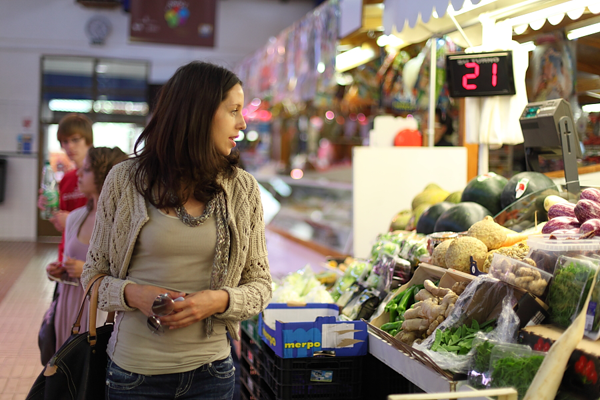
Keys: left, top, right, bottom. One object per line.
{"left": 446, "top": 51, "right": 516, "bottom": 97}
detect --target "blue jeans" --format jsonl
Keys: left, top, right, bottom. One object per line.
{"left": 105, "top": 355, "right": 235, "bottom": 400}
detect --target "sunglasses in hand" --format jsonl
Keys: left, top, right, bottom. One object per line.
{"left": 147, "top": 293, "right": 185, "bottom": 335}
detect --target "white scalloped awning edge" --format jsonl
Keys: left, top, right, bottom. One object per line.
{"left": 384, "top": 0, "right": 484, "bottom": 33}
{"left": 508, "top": 1, "right": 600, "bottom": 35}
{"left": 384, "top": 0, "right": 600, "bottom": 35}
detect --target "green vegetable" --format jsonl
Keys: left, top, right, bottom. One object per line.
{"left": 380, "top": 320, "right": 403, "bottom": 332}
{"left": 491, "top": 355, "right": 544, "bottom": 399}
{"left": 473, "top": 341, "right": 495, "bottom": 372}
{"left": 547, "top": 260, "right": 593, "bottom": 328}
{"left": 431, "top": 319, "right": 494, "bottom": 355}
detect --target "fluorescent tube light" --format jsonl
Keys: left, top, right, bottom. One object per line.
{"left": 336, "top": 46, "right": 376, "bottom": 72}
{"left": 521, "top": 41, "right": 536, "bottom": 52}
{"left": 567, "top": 21, "right": 600, "bottom": 39}
{"left": 583, "top": 103, "right": 600, "bottom": 112}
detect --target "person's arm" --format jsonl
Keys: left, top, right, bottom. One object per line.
{"left": 214, "top": 175, "right": 273, "bottom": 321}
{"left": 80, "top": 166, "right": 137, "bottom": 312}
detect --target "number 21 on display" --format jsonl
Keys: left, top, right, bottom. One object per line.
{"left": 462, "top": 62, "right": 497, "bottom": 90}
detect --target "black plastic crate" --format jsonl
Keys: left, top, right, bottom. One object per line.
{"left": 240, "top": 380, "right": 256, "bottom": 400}
{"left": 241, "top": 329, "right": 264, "bottom": 376}
{"left": 261, "top": 343, "right": 363, "bottom": 400}
{"left": 240, "top": 360, "right": 261, "bottom": 399}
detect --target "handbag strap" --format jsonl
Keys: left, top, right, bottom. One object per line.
{"left": 71, "top": 274, "right": 115, "bottom": 341}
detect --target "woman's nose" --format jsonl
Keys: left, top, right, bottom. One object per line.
{"left": 238, "top": 116, "right": 247, "bottom": 131}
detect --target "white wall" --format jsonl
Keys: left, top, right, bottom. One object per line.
{"left": 353, "top": 147, "right": 468, "bottom": 258}
{"left": 0, "top": 0, "right": 315, "bottom": 240}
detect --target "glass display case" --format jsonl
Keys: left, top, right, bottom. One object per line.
{"left": 256, "top": 175, "right": 353, "bottom": 256}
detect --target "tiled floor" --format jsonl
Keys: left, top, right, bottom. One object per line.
{"left": 0, "top": 231, "right": 327, "bottom": 399}
{"left": 0, "top": 242, "right": 56, "bottom": 400}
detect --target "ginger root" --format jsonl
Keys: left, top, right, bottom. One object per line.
{"left": 415, "top": 288, "right": 435, "bottom": 302}
{"left": 403, "top": 305, "right": 421, "bottom": 320}
{"left": 402, "top": 318, "right": 429, "bottom": 332}
{"left": 418, "top": 298, "right": 448, "bottom": 322}
{"left": 399, "top": 331, "right": 419, "bottom": 345}
{"left": 424, "top": 279, "right": 452, "bottom": 297}
{"left": 427, "top": 315, "right": 445, "bottom": 336}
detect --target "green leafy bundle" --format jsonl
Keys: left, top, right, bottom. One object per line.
{"left": 547, "top": 260, "right": 593, "bottom": 328}
{"left": 468, "top": 340, "right": 496, "bottom": 389}
{"left": 431, "top": 319, "right": 495, "bottom": 355}
{"left": 490, "top": 355, "right": 544, "bottom": 399}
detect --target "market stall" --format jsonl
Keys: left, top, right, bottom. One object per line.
{"left": 233, "top": 1, "right": 600, "bottom": 398}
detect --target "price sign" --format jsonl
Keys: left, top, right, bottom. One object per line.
{"left": 446, "top": 51, "right": 516, "bottom": 97}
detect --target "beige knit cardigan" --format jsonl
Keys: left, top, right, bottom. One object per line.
{"left": 80, "top": 159, "right": 272, "bottom": 341}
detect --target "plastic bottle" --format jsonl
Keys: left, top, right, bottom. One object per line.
{"left": 40, "top": 161, "right": 59, "bottom": 220}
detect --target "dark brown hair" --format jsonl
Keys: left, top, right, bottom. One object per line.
{"left": 133, "top": 61, "right": 240, "bottom": 208}
{"left": 57, "top": 113, "right": 93, "bottom": 145}
{"left": 87, "top": 147, "right": 128, "bottom": 209}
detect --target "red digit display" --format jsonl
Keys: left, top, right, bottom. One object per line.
{"left": 462, "top": 62, "right": 479, "bottom": 90}
{"left": 446, "top": 51, "right": 516, "bottom": 97}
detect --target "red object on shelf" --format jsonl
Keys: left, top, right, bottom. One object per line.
{"left": 394, "top": 129, "right": 422, "bottom": 147}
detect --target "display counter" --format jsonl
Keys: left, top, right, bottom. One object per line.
{"left": 256, "top": 175, "right": 352, "bottom": 257}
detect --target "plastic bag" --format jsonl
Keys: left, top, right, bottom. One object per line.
{"left": 329, "top": 259, "right": 371, "bottom": 302}
{"left": 341, "top": 288, "right": 381, "bottom": 320}
{"left": 413, "top": 276, "right": 520, "bottom": 373}
{"left": 271, "top": 265, "right": 324, "bottom": 303}
{"left": 359, "top": 254, "right": 397, "bottom": 293}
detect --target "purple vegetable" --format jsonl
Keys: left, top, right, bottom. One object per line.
{"left": 574, "top": 199, "right": 600, "bottom": 223}
{"left": 542, "top": 217, "right": 580, "bottom": 234}
{"left": 580, "top": 188, "right": 600, "bottom": 204}
{"left": 548, "top": 202, "right": 576, "bottom": 219}
{"left": 580, "top": 218, "right": 600, "bottom": 237}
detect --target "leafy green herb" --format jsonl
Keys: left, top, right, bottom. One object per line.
{"left": 548, "top": 261, "right": 593, "bottom": 328}
{"left": 490, "top": 355, "right": 544, "bottom": 400}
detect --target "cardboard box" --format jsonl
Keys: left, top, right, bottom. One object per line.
{"left": 370, "top": 263, "right": 474, "bottom": 330}
{"left": 519, "top": 324, "right": 600, "bottom": 398}
{"left": 259, "top": 303, "right": 368, "bottom": 359}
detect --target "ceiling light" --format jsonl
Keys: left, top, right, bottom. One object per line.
{"left": 567, "top": 21, "right": 600, "bottom": 39}
{"left": 48, "top": 99, "right": 93, "bottom": 113}
{"left": 335, "top": 45, "right": 377, "bottom": 72}
{"left": 582, "top": 103, "right": 600, "bottom": 112}
{"left": 521, "top": 41, "right": 536, "bottom": 52}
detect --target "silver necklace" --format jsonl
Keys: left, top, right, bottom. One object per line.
{"left": 173, "top": 199, "right": 214, "bottom": 227}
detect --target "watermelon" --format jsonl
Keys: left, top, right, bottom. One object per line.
{"left": 460, "top": 172, "right": 508, "bottom": 216}
{"left": 500, "top": 172, "right": 558, "bottom": 210}
{"left": 434, "top": 202, "right": 492, "bottom": 233}
{"left": 416, "top": 202, "right": 454, "bottom": 234}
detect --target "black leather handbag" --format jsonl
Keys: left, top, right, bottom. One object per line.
{"left": 26, "top": 274, "right": 115, "bottom": 400}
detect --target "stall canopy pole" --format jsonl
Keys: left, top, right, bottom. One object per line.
{"left": 428, "top": 38, "right": 436, "bottom": 147}
{"left": 448, "top": 12, "right": 473, "bottom": 48}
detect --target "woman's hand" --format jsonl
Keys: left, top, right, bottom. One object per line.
{"left": 62, "top": 256, "right": 84, "bottom": 278}
{"left": 37, "top": 189, "right": 47, "bottom": 211}
{"left": 123, "top": 284, "right": 186, "bottom": 317}
{"left": 49, "top": 211, "right": 69, "bottom": 233}
{"left": 159, "top": 290, "right": 230, "bottom": 330}
{"left": 46, "top": 261, "right": 64, "bottom": 279}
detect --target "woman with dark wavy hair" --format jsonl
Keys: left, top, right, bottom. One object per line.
{"left": 46, "top": 146, "right": 128, "bottom": 354}
{"left": 81, "top": 61, "right": 272, "bottom": 400}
